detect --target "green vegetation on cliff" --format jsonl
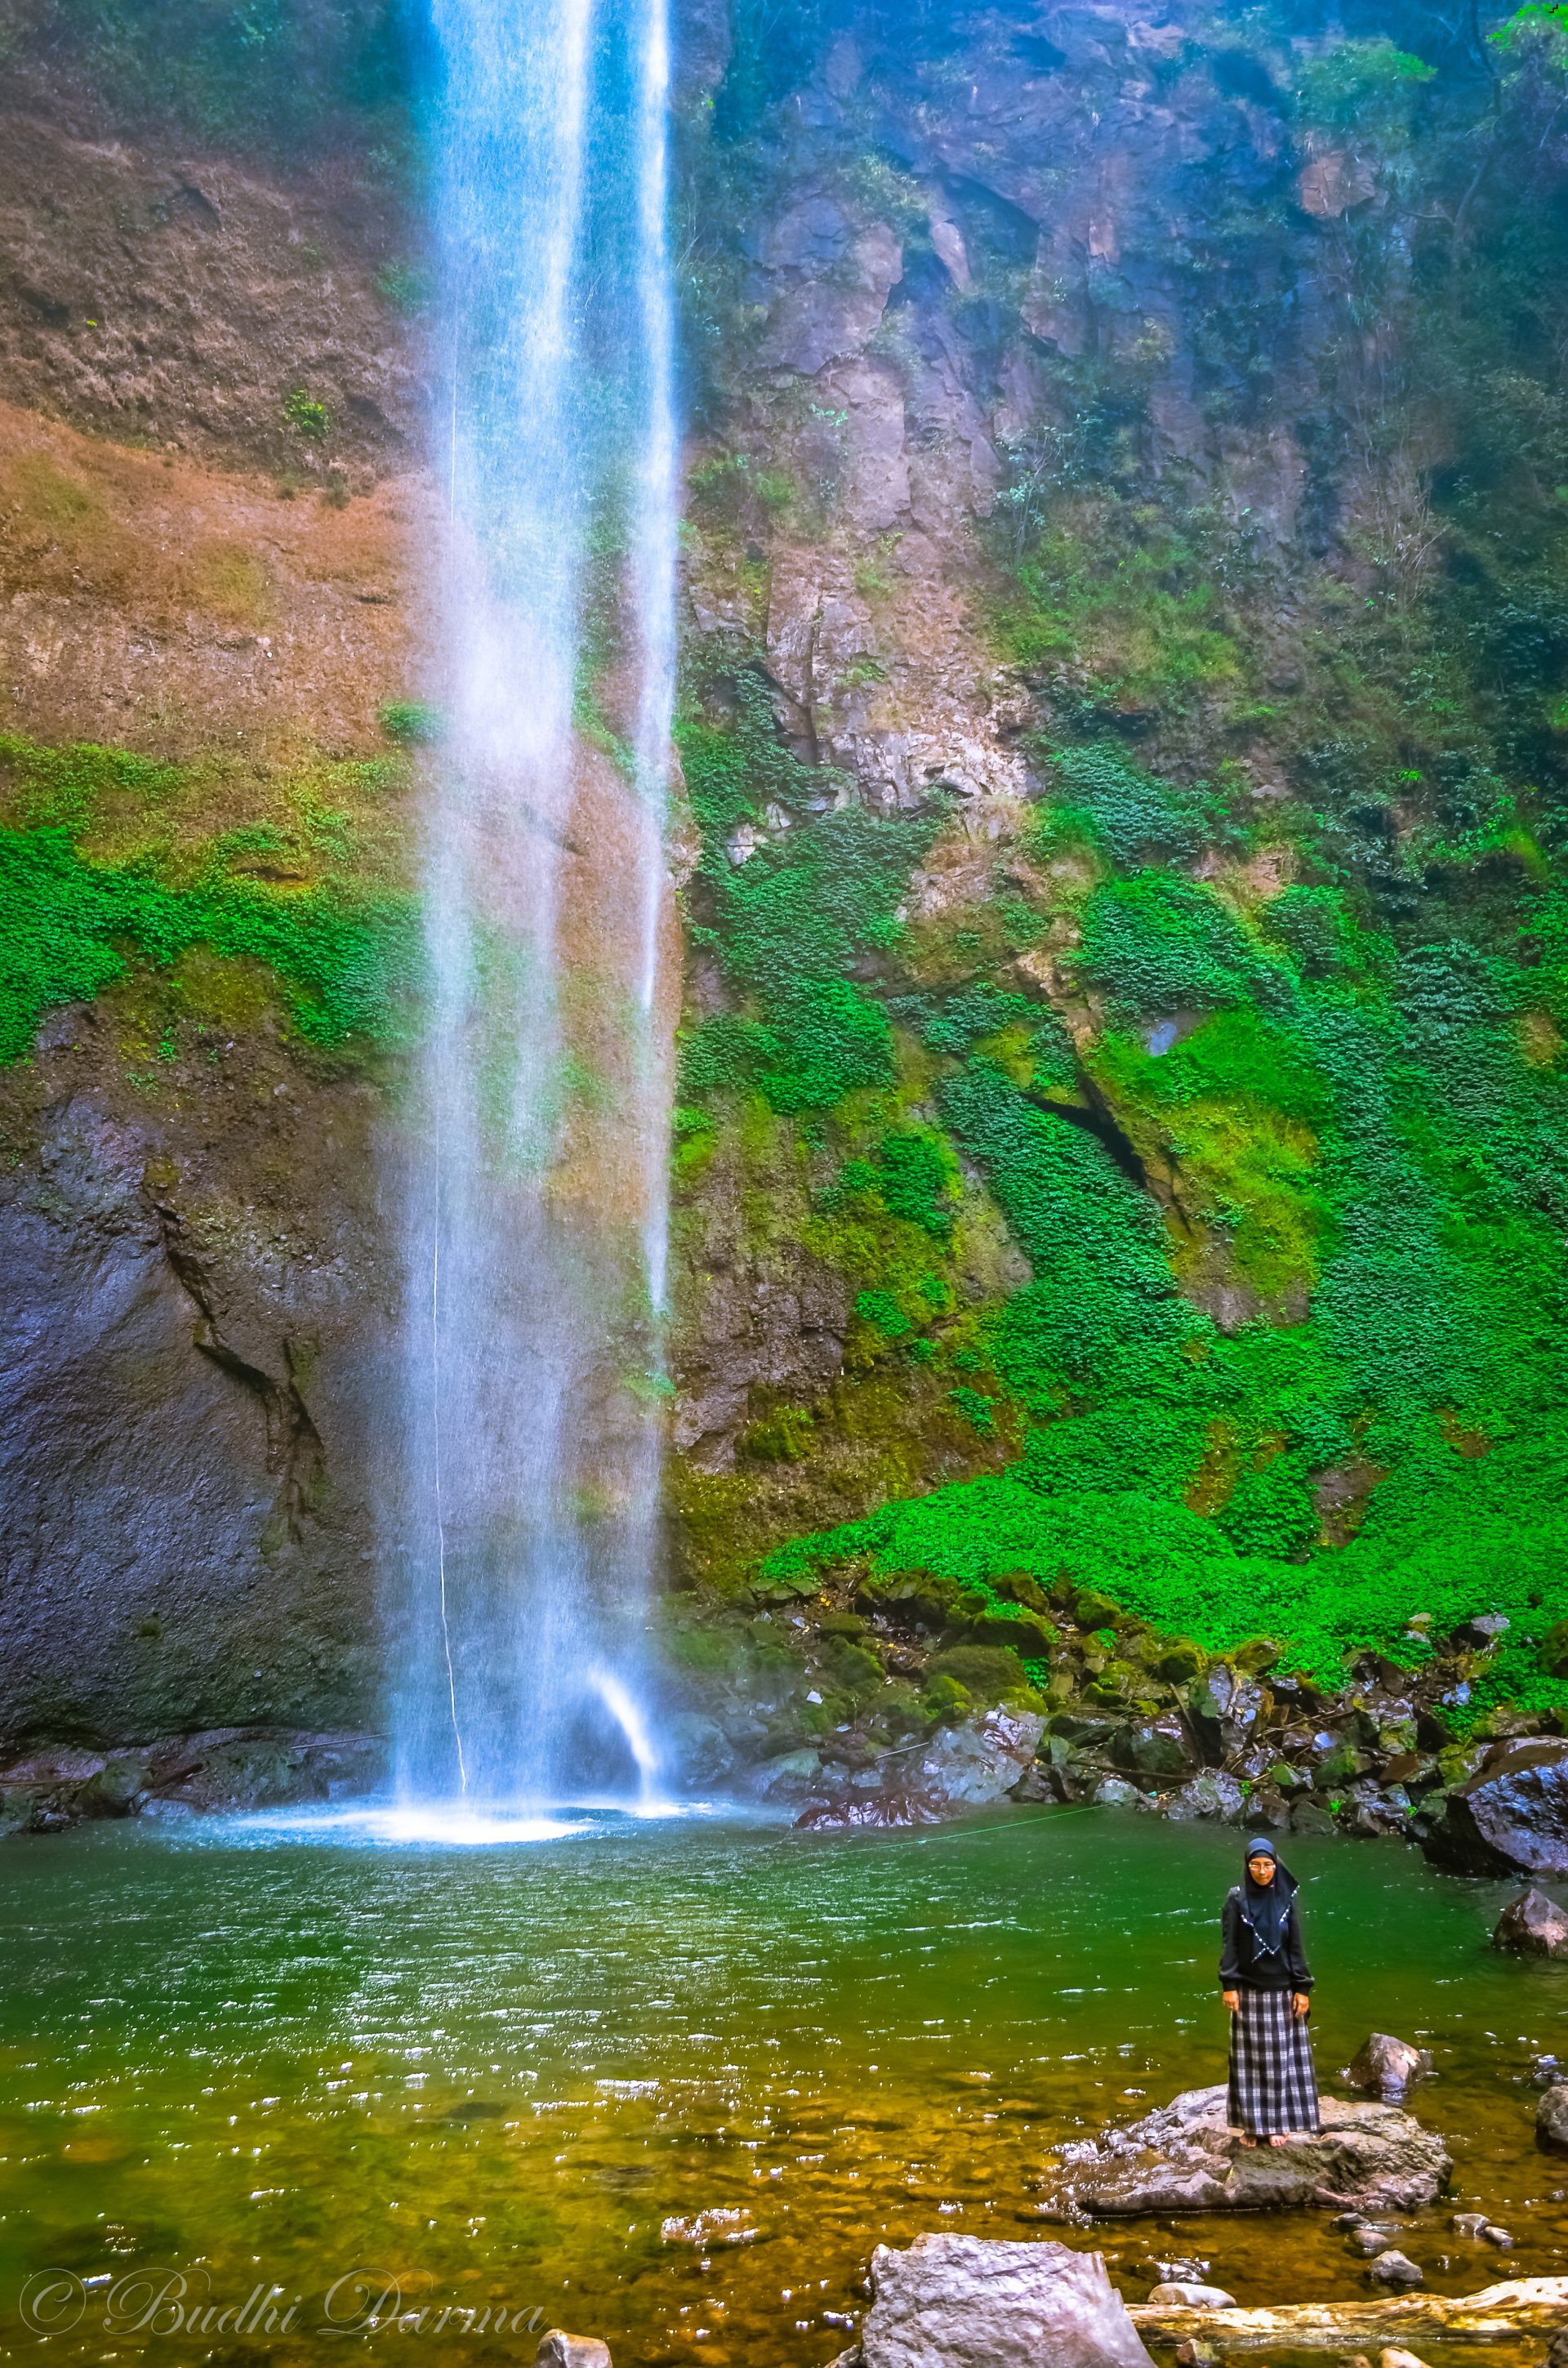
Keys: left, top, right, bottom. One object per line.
{"left": 680, "top": 0, "right": 1568, "bottom": 1723}
{"left": 0, "top": 734, "right": 419, "bottom": 1060}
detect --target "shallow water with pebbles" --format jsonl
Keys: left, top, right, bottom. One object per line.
{"left": 0, "top": 1806, "right": 1564, "bottom": 2365}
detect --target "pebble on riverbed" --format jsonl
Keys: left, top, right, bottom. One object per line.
{"left": 1146, "top": 2284, "right": 1236, "bottom": 2309}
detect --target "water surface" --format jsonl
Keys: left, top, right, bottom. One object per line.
{"left": 0, "top": 1807, "right": 1562, "bottom": 2363}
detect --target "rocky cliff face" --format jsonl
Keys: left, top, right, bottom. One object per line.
{"left": 0, "top": 87, "right": 422, "bottom": 1741}
{"left": 2, "top": 0, "right": 1568, "bottom": 1813}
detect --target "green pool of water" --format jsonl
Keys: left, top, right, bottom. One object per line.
{"left": 0, "top": 1804, "right": 1564, "bottom": 2365}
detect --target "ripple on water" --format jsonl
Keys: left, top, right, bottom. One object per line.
{"left": 0, "top": 1809, "right": 1564, "bottom": 2366}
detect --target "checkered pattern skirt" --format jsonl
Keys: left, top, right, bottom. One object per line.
{"left": 1227, "top": 1987, "right": 1320, "bottom": 2137}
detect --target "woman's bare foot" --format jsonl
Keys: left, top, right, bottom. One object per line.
{"left": 1267, "top": 2134, "right": 1291, "bottom": 2147}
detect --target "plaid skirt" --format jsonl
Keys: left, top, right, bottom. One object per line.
{"left": 1227, "top": 1987, "right": 1321, "bottom": 2137}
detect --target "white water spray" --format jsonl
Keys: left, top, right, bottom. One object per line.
{"left": 389, "top": 0, "right": 679, "bottom": 1811}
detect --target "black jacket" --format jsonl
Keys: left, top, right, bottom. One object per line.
{"left": 1218, "top": 1883, "right": 1313, "bottom": 1991}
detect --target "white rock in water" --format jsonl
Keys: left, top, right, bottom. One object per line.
{"left": 535, "top": 2336, "right": 612, "bottom": 2368}
{"left": 1146, "top": 2284, "right": 1237, "bottom": 2309}
{"left": 1379, "top": 2349, "right": 1433, "bottom": 2368}
{"left": 857, "top": 2232, "right": 1155, "bottom": 2368}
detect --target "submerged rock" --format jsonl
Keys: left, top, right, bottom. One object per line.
{"left": 1044, "top": 2086, "right": 1451, "bottom": 2218}
{"left": 1494, "top": 1888, "right": 1568, "bottom": 1956}
{"left": 838, "top": 2232, "right": 1155, "bottom": 2368}
{"left": 535, "top": 2336, "right": 612, "bottom": 2368}
{"left": 1346, "top": 2035, "right": 1432, "bottom": 2098}
{"left": 1423, "top": 1743, "right": 1568, "bottom": 1877}
{"left": 1368, "top": 2252, "right": 1424, "bottom": 2290}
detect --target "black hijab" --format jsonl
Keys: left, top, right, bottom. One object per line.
{"left": 1241, "top": 1835, "right": 1297, "bottom": 1957}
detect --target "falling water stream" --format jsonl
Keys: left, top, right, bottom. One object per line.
{"left": 390, "top": 0, "right": 679, "bottom": 1812}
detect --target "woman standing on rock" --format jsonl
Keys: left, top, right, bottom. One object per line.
{"left": 1220, "top": 1836, "right": 1320, "bottom": 2147}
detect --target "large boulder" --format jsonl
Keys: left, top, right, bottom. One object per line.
{"left": 837, "top": 2234, "right": 1155, "bottom": 2368}
{"left": 1494, "top": 1888, "right": 1568, "bottom": 1957}
{"left": 1045, "top": 2087, "right": 1451, "bottom": 2218}
{"left": 1423, "top": 1742, "right": 1568, "bottom": 1877}
{"left": 1538, "top": 2086, "right": 1568, "bottom": 2155}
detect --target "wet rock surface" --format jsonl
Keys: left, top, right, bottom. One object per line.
{"left": 795, "top": 1706, "right": 1045, "bottom": 1829}
{"left": 1346, "top": 2036, "right": 1432, "bottom": 2100}
{"left": 1424, "top": 1745, "right": 1568, "bottom": 1877}
{"left": 1043, "top": 2087, "right": 1452, "bottom": 2219}
{"left": 535, "top": 2336, "right": 612, "bottom": 2368}
{"left": 834, "top": 2233, "right": 1155, "bottom": 2368}
{"left": 1537, "top": 2087, "right": 1568, "bottom": 2156}
{"left": 1494, "top": 1888, "right": 1568, "bottom": 1957}
{"left": 0, "top": 1727, "right": 382, "bottom": 1832}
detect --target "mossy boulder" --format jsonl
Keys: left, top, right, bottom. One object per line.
{"left": 858, "top": 1572, "right": 967, "bottom": 1630}
{"left": 994, "top": 1568, "right": 1051, "bottom": 1615}
{"left": 1150, "top": 1639, "right": 1206, "bottom": 1684}
{"left": 962, "top": 1609, "right": 1056, "bottom": 1658}
{"left": 921, "top": 1672, "right": 973, "bottom": 1724}
{"left": 928, "top": 1644, "right": 1036, "bottom": 1705}
{"left": 820, "top": 1636, "right": 883, "bottom": 1697}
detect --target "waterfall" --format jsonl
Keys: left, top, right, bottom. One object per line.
{"left": 389, "top": 0, "right": 679, "bottom": 1811}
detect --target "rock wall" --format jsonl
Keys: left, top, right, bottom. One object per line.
{"left": 2, "top": 0, "right": 1568, "bottom": 1794}
{"left": 0, "top": 92, "right": 422, "bottom": 1744}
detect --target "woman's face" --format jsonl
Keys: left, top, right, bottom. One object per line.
{"left": 1248, "top": 1855, "right": 1276, "bottom": 1884}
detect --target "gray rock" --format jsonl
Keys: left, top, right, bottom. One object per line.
{"left": 1423, "top": 1741, "right": 1568, "bottom": 1878}
{"left": 1494, "top": 1887, "right": 1568, "bottom": 1957}
{"left": 1483, "top": 2225, "right": 1513, "bottom": 2248}
{"left": 1165, "top": 1773, "right": 1245, "bottom": 1825}
{"left": 751, "top": 1748, "right": 822, "bottom": 1800}
{"left": 1345, "top": 2035, "right": 1431, "bottom": 2099}
{"left": 535, "top": 2336, "right": 612, "bottom": 2368}
{"left": 1094, "top": 1777, "right": 1144, "bottom": 1810}
{"left": 1291, "top": 1797, "right": 1338, "bottom": 1835}
{"left": 1537, "top": 2085, "right": 1568, "bottom": 2154}
{"left": 1351, "top": 2225, "right": 1398, "bottom": 2255}
{"left": 1146, "top": 2284, "right": 1236, "bottom": 2309}
{"left": 855, "top": 2234, "right": 1155, "bottom": 2368}
{"left": 1451, "top": 2213, "right": 1490, "bottom": 2237}
{"left": 799, "top": 1708, "right": 1046, "bottom": 1829}
{"left": 1367, "top": 2251, "right": 1423, "bottom": 2289}
{"left": 1115, "top": 1719, "right": 1194, "bottom": 1782}
{"left": 1046, "top": 2087, "right": 1451, "bottom": 2218}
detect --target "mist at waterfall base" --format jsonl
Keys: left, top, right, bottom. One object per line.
{"left": 385, "top": 0, "right": 680, "bottom": 1826}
